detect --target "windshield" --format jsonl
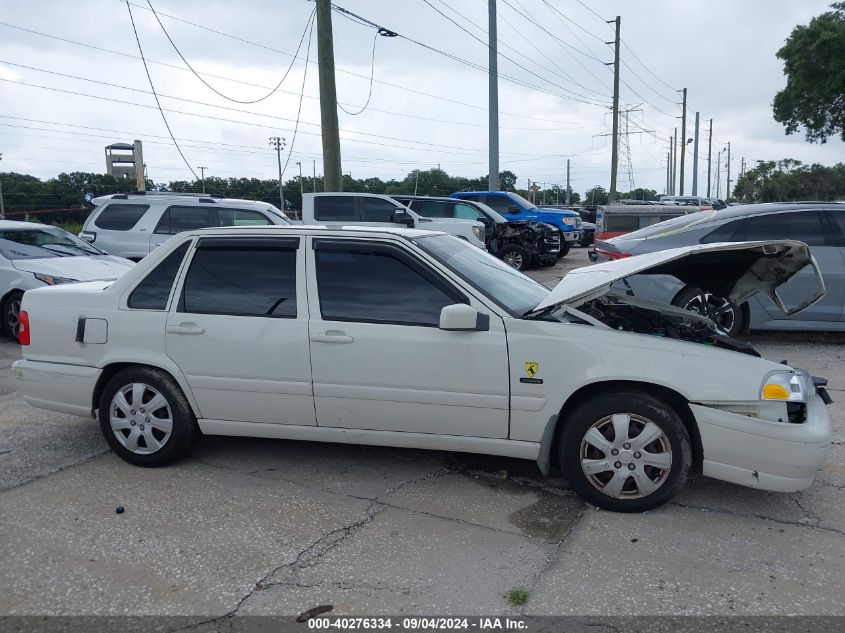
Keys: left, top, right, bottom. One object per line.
{"left": 474, "top": 201, "right": 507, "bottom": 224}
{"left": 0, "top": 227, "right": 105, "bottom": 260}
{"left": 506, "top": 192, "right": 538, "bottom": 210}
{"left": 413, "top": 234, "right": 549, "bottom": 316}
{"left": 609, "top": 210, "right": 720, "bottom": 242}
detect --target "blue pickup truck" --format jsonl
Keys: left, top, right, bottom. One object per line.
{"left": 450, "top": 191, "right": 581, "bottom": 256}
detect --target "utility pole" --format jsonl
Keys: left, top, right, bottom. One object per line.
{"left": 313, "top": 159, "right": 317, "bottom": 192}
{"left": 725, "top": 141, "right": 731, "bottom": 202}
{"left": 414, "top": 170, "right": 420, "bottom": 195}
{"left": 316, "top": 0, "right": 342, "bottom": 191}
{"left": 692, "top": 111, "right": 700, "bottom": 196}
{"left": 197, "top": 166, "right": 207, "bottom": 194}
{"left": 488, "top": 0, "right": 499, "bottom": 191}
{"left": 606, "top": 16, "right": 621, "bottom": 202}
{"left": 269, "top": 136, "right": 286, "bottom": 211}
{"left": 665, "top": 149, "right": 671, "bottom": 195}
{"left": 672, "top": 127, "right": 678, "bottom": 195}
{"left": 296, "top": 161, "right": 304, "bottom": 202}
{"left": 678, "top": 88, "right": 687, "bottom": 195}
{"left": 716, "top": 149, "right": 722, "bottom": 198}
{"left": 566, "top": 159, "right": 571, "bottom": 205}
{"left": 706, "top": 118, "right": 713, "bottom": 198}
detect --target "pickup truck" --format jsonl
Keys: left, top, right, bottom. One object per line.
{"left": 449, "top": 191, "right": 581, "bottom": 256}
{"left": 301, "top": 193, "right": 485, "bottom": 249}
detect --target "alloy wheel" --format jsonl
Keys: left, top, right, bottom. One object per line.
{"left": 109, "top": 383, "right": 174, "bottom": 454}
{"left": 502, "top": 251, "right": 524, "bottom": 270}
{"left": 683, "top": 291, "right": 736, "bottom": 335}
{"left": 579, "top": 413, "right": 672, "bottom": 499}
{"left": 6, "top": 299, "right": 21, "bottom": 338}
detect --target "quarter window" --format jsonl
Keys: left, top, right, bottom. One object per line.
{"left": 181, "top": 238, "right": 298, "bottom": 317}
{"left": 314, "top": 196, "right": 355, "bottom": 221}
{"left": 454, "top": 203, "right": 482, "bottom": 221}
{"left": 93, "top": 204, "right": 149, "bottom": 231}
{"left": 128, "top": 242, "right": 190, "bottom": 310}
{"left": 411, "top": 200, "right": 451, "bottom": 218}
{"left": 156, "top": 206, "right": 216, "bottom": 235}
{"left": 315, "top": 242, "right": 464, "bottom": 326}
{"left": 736, "top": 211, "right": 827, "bottom": 246}
{"left": 824, "top": 210, "right": 845, "bottom": 246}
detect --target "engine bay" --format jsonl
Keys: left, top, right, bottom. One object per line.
{"left": 573, "top": 293, "right": 761, "bottom": 357}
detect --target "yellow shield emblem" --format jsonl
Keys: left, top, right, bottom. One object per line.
{"left": 524, "top": 362, "right": 539, "bottom": 378}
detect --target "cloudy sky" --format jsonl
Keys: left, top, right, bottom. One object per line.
{"left": 1, "top": 0, "right": 842, "bottom": 198}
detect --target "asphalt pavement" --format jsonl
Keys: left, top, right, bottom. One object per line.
{"left": 1, "top": 247, "right": 843, "bottom": 620}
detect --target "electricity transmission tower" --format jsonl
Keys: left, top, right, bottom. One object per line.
{"left": 595, "top": 105, "right": 652, "bottom": 197}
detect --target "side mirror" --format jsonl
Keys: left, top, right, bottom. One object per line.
{"left": 392, "top": 209, "right": 415, "bottom": 227}
{"left": 439, "top": 304, "right": 489, "bottom": 332}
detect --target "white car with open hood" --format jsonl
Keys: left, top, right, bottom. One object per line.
{"left": 11, "top": 226, "right": 832, "bottom": 512}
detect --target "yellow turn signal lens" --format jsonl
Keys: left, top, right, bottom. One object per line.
{"left": 762, "top": 384, "right": 791, "bottom": 400}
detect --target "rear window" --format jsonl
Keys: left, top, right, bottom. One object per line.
{"left": 605, "top": 216, "right": 640, "bottom": 232}
{"left": 93, "top": 204, "right": 149, "bottom": 231}
{"left": 314, "top": 196, "right": 355, "bottom": 221}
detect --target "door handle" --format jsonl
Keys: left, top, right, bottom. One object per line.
{"left": 167, "top": 323, "right": 205, "bottom": 335}
{"left": 310, "top": 330, "right": 354, "bottom": 344}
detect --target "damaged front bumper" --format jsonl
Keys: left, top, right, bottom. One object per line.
{"left": 692, "top": 392, "right": 831, "bottom": 492}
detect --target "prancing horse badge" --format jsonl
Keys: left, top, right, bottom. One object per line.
{"left": 524, "top": 362, "right": 539, "bottom": 378}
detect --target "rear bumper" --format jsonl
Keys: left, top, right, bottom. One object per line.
{"left": 691, "top": 394, "right": 831, "bottom": 492}
{"left": 12, "top": 359, "right": 100, "bottom": 418}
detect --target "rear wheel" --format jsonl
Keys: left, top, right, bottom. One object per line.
{"left": 499, "top": 245, "right": 531, "bottom": 271}
{"left": 98, "top": 367, "right": 198, "bottom": 467}
{"left": 3, "top": 291, "right": 23, "bottom": 340}
{"left": 559, "top": 392, "right": 692, "bottom": 512}
{"left": 672, "top": 286, "right": 744, "bottom": 337}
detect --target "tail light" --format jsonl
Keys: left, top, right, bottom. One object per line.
{"left": 18, "top": 310, "right": 30, "bottom": 345}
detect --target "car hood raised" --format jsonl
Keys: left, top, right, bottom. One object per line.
{"left": 12, "top": 255, "right": 135, "bottom": 281}
{"left": 532, "top": 240, "right": 825, "bottom": 315}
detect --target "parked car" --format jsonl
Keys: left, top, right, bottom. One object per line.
{"left": 595, "top": 202, "right": 845, "bottom": 334}
{"left": 81, "top": 192, "right": 292, "bottom": 260}
{"left": 13, "top": 225, "right": 831, "bottom": 512}
{"left": 449, "top": 191, "right": 581, "bottom": 256}
{"left": 591, "top": 204, "right": 697, "bottom": 260}
{"left": 0, "top": 220, "right": 134, "bottom": 338}
{"left": 708, "top": 198, "right": 729, "bottom": 210}
{"left": 659, "top": 195, "right": 715, "bottom": 210}
{"left": 392, "top": 195, "right": 559, "bottom": 270}
{"left": 301, "top": 193, "right": 486, "bottom": 250}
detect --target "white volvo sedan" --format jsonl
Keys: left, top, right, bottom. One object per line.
{"left": 12, "top": 226, "right": 832, "bottom": 512}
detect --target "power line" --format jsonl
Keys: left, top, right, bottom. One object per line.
{"left": 124, "top": 0, "right": 197, "bottom": 180}
{"left": 146, "top": 1, "right": 316, "bottom": 105}
{"left": 337, "top": 29, "right": 379, "bottom": 115}
{"left": 0, "top": 20, "right": 603, "bottom": 128}
{"left": 621, "top": 39, "right": 678, "bottom": 93}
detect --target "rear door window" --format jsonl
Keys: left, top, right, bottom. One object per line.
{"left": 156, "top": 206, "right": 216, "bottom": 235}
{"left": 700, "top": 219, "right": 745, "bottom": 243}
{"left": 93, "top": 204, "right": 149, "bottom": 231}
{"left": 128, "top": 242, "right": 190, "bottom": 310}
{"left": 484, "top": 195, "right": 514, "bottom": 214}
{"left": 605, "top": 216, "right": 640, "bottom": 232}
{"left": 454, "top": 203, "right": 483, "bottom": 220}
{"left": 359, "top": 197, "right": 399, "bottom": 222}
{"left": 217, "top": 208, "right": 272, "bottom": 227}
{"left": 180, "top": 238, "right": 299, "bottom": 317}
{"left": 736, "top": 211, "right": 827, "bottom": 246}
{"left": 412, "top": 200, "right": 452, "bottom": 218}
{"left": 314, "top": 196, "right": 356, "bottom": 221}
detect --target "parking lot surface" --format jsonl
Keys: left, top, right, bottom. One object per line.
{"left": 1, "top": 247, "right": 844, "bottom": 618}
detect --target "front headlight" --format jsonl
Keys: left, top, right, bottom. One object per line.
{"left": 563, "top": 217, "right": 576, "bottom": 226}
{"left": 34, "top": 273, "right": 77, "bottom": 285}
{"left": 761, "top": 370, "right": 807, "bottom": 402}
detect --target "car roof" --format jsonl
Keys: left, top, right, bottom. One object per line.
{"left": 177, "top": 224, "right": 445, "bottom": 240}
{"left": 699, "top": 201, "right": 842, "bottom": 220}
{"left": 0, "top": 220, "right": 54, "bottom": 230}
{"left": 90, "top": 193, "right": 275, "bottom": 207}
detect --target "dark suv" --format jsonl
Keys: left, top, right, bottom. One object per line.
{"left": 392, "top": 196, "right": 560, "bottom": 270}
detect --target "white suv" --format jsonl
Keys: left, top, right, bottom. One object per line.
{"left": 301, "top": 192, "right": 486, "bottom": 249}
{"left": 80, "top": 192, "right": 291, "bottom": 260}
{"left": 12, "top": 226, "right": 831, "bottom": 512}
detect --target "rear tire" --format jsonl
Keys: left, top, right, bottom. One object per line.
{"left": 2, "top": 291, "right": 23, "bottom": 340}
{"left": 98, "top": 367, "right": 198, "bottom": 467}
{"left": 559, "top": 392, "right": 692, "bottom": 512}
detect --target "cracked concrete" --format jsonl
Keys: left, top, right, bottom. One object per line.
{"left": 1, "top": 251, "right": 844, "bottom": 617}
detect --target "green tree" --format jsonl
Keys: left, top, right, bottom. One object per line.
{"left": 732, "top": 159, "right": 845, "bottom": 202}
{"left": 773, "top": 2, "right": 845, "bottom": 142}
{"left": 583, "top": 185, "right": 609, "bottom": 205}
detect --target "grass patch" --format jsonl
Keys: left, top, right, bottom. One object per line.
{"left": 505, "top": 588, "right": 529, "bottom": 607}
{"left": 56, "top": 223, "right": 83, "bottom": 235}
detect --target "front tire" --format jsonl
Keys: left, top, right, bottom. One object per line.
{"left": 499, "top": 244, "right": 531, "bottom": 271}
{"left": 559, "top": 392, "right": 692, "bottom": 512}
{"left": 3, "top": 291, "right": 23, "bottom": 340}
{"left": 98, "top": 367, "right": 198, "bottom": 467}
{"left": 557, "top": 242, "right": 571, "bottom": 258}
